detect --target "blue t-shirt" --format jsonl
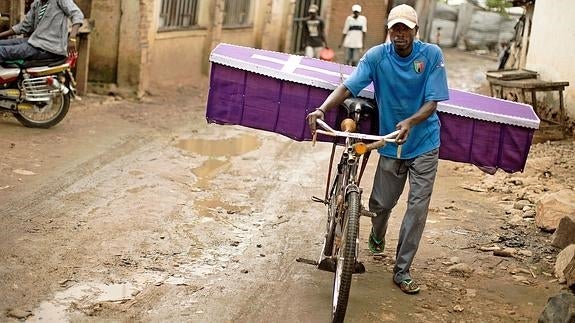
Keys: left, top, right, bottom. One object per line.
{"left": 343, "top": 40, "right": 449, "bottom": 159}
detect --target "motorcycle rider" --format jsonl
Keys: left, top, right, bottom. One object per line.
{"left": 0, "top": 0, "right": 84, "bottom": 63}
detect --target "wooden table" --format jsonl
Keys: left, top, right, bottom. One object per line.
{"left": 486, "top": 74, "right": 569, "bottom": 133}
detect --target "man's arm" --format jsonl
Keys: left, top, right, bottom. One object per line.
{"left": 395, "top": 101, "right": 437, "bottom": 144}
{"left": 340, "top": 18, "right": 349, "bottom": 48}
{"left": 9, "top": 3, "right": 36, "bottom": 37}
{"left": 59, "top": 0, "right": 85, "bottom": 54}
{"left": 67, "top": 22, "right": 82, "bottom": 55}
{"left": 0, "top": 28, "right": 15, "bottom": 39}
{"left": 306, "top": 84, "right": 351, "bottom": 133}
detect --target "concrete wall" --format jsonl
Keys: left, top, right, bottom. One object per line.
{"left": 148, "top": 31, "right": 209, "bottom": 89}
{"left": 526, "top": 0, "right": 575, "bottom": 128}
{"left": 116, "top": 1, "right": 141, "bottom": 89}
{"left": 87, "top": 0, "right": 292, "bottom": 93}
{"left": 260, "top": 0, "right": 291, "bottom": 51}
{"left": 89, "top": 0, "right": 120, "bottom": 83}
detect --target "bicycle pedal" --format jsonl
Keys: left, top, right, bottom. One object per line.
{"left": 296, "top": 257, "right": 319, "bottom": 266}
{"left": 311, "top": 196, "right": 327, "bottom": 204}
{"left": 318, "top": 258, "right": 336, "bottom": 272}
{"left": 360, "top": 209, "right": 377, "bottom": 218}
{"left": 354, "top": 261, "right": 366, "bottom": 274}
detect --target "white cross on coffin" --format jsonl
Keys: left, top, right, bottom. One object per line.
{"left": 250, "top": 54, "right": 350, "bottom": 82}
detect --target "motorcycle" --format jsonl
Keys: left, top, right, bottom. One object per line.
{"left": 0, "top": 53, "right": 77, "bottom": 128}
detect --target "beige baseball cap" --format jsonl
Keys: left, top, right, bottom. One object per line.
{"left": 352, "top": 4, "right": 362, "bottom": 13}
{"left": 387, "top": 4, "right": 418, "bottom": 29}
{"left": 308, "top": 4, "right": 319, "bottom": 13}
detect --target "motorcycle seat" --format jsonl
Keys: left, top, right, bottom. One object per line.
{"left": 1, "top": 56, "right": 68, "bottom": 69}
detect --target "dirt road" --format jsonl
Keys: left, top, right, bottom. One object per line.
{"left": 0, "top": 49, "right": 570, "bottom": 322}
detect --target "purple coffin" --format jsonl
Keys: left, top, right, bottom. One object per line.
{"left": 206, "top": 43, "right": 540, "bottom": 173}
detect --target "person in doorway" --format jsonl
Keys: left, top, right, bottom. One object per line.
{"left": 302, "top": 4, "right": 326, "bottom": 58}
{"left": 339, "top": 4, "right": 367, "bottom": 66}
{"left": 307, "top": 4, "right": 449, "bottom": 294}
{"left": 0, "top": 0, "right": 84, "bottom": 63}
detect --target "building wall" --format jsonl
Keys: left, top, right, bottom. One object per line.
{"left": 116, "top": 1, "right": 141, "bottom": 89}
{"left": 148, "top": 31, "right": 209, "bottom": 89}
{"left": 89, "top": 0, "right": 121, "bottom": 83}
{"left": 526, "top": 0, "right": 574, "bottom": 127}
{"left": 89, "top": 0, "right": 333, "bottom": 94}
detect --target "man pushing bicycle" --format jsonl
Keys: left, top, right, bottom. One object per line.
{"left": 307, "top": 4, "right": 449, "bottom": 294}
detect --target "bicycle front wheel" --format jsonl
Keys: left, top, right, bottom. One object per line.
{"left": 332, "top": 190, "right": 360, "bottom": 323}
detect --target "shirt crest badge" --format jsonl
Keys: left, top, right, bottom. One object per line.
{"left": 414, "top": 60, "right": 425, "bottom": 74}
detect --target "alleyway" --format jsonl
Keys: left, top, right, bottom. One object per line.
{"left": 0, "top": 48, "right": 572, "bottom": 322}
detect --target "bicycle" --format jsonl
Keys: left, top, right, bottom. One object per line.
{"left": 309, "top": 97, "right": 399, "bottom": 323}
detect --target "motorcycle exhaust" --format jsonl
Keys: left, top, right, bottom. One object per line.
{"left": 45, "top": 76, "right": 69, "bottom": 95}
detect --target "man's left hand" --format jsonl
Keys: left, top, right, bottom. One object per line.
{"left": 395, "top": 120, "right": 411, "bottom": 144}
{"left": 68, "top": 38, "right": 78, "bottom": 56}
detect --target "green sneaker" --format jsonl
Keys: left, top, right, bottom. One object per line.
{"left": 368, "top": 228, "right": 385, "bottom": 255}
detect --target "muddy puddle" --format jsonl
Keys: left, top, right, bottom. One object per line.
{"left": 30, "top": 282, "right": 138, "bottom": 322}
{"left": 175, "top": 134, "right": 261, "bottom": 157}
{"left": 176, "top": 134, "right": 261, "bottom": 189}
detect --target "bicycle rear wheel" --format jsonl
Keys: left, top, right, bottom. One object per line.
{"left": 331, "top": 190, "right": 360, "bottom": 323}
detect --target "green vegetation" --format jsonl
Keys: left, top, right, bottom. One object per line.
{"left": 486, "top": 0, "right": 512, "bottom": 15}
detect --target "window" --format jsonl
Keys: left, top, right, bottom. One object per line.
{"left": 223, "top": 0, "right": 252, "bottom": 27}
{"left": 159, "top": 0, "right": 199, "bottom": 31}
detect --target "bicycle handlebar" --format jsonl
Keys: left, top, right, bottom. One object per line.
{"left": 315, "top": 119, "right": 399, "bottom": 142}
{"left": 313, "top": 119, "right": 402, "bottom": 156}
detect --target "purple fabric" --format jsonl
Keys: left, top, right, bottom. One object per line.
{"left": 438, "top": 113, "right": 533, "bottom": 173}
{"left": 206, "top": 61, "right": 535, "bottom": 173}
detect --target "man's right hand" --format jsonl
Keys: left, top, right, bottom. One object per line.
{"left": 306, "top": 108, "right": 325, "bottom": 134}
{"left": 0, "top": 28, "right": 15, "bottom": 39}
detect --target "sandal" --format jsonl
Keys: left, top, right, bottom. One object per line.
{"left": 396, "top": 279, "right": 420, "bottom": 294}
{"left": 368, "top": 228, "right": 385, "bottom": 255}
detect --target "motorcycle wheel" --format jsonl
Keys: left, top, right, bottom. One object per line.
{"left": 14, "top": 92, "right": 70, "bottom": 128}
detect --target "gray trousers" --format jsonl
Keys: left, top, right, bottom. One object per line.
{"left": 368, "top": 148, "right": 439, "bottom": 284}
{"left": 0, "top": 38, "right": 60, "bottom": 63}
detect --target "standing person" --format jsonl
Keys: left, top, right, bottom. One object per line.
{"left": 0, "top": 0, "right": 84, "bottom": 63}
{"left": 340, "top": 4, "right": 367, "bottom": 66}
{"left": 307, "top": 4, "right": 449, "bottom": 294}
{"left": 302, "top": 4, "right": 326, "bottom": 58}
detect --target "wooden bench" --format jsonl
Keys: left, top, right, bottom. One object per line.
{"left": 486, "top": 69, "right": 569, "bottom": 133}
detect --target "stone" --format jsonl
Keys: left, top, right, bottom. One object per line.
{"left": 535, "top": 190, "right": 575, "bottom": 232}
{"left": 494, "top": 248, "right": 516, "bottom": 257}
{"left": 565, "top": 257, "right": 575, "bottom": 291}
{"left": 551, "top": 216, "right": 575, "bottom": 249}
{"left": 447, "top": 263, "right": 473, "bottom": 276}
{"left": 523, "top": 210, "right": 536, "bottom": 218}
{"left": 555, "top": 244, "right": 575, "bottom": 280}
{"left": 6, "top": 309, "right": 32, "bottom": 319}
{"left": 538, "top": 293, "right": 575, "bottom": 323}
{"left": 514, "top": 199, "right": 531, "bottom": 210}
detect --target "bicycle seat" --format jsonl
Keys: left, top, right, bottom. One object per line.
{"left": 337, "top": 97, "right": 379, "bottom": 136}
{"left": 1, "top": 56, "right": 68, "bottom": 68}
{"left": 340, "top": 98, "right": 377, "bottom": 119}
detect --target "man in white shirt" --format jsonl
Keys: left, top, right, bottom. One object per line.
{"left": 339, "top": 4, "right": 367, "bottom": 66}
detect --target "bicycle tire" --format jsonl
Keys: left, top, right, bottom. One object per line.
{"left": 332, "top": 190, "right": 360, "bottom": 323}
{"left": 323, "top": 174, "right": 341, "bottom": 257}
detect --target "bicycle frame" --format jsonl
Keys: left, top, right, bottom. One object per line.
{"left": 311, "top": 99, "right": 399, "bottom": 323}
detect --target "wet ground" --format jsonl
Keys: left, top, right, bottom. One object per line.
{"left": 0, "top": 48, "right": 571, "bottom": 322}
